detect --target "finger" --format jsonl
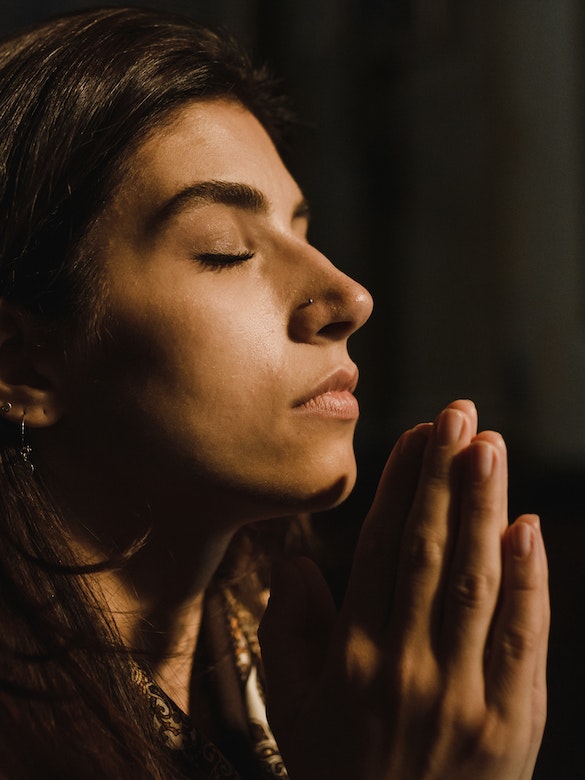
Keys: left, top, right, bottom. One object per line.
{"left": 343, "top": 422, "right": 432, "bottom": 630}
{"left": 389, "top": 400, "right": 477, "bottom": 643}
{"left": 486, "top": 515, "right": 548, "bottom": 722}
{"left": 440, "top": 435, "right": 507, "bottom": 676}
{"left": 470, "top": 429, "right": 509, "bottom": 533}
{"left": 519, "top": 515, "right": 550, "bottom": 780}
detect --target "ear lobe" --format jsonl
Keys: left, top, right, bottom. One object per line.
{"left": 0, "top": 299, "right": 67, "bottom": 427}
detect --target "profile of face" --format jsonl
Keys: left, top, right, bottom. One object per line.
{"left": 55, "top": 99, "right": 373, "bottom": 526}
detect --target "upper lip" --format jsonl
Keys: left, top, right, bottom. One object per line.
{"left": 293, "top": 365, "right": 359, "bottom": 407}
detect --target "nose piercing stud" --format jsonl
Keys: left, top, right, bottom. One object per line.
{"left": 307, "top": 298, "right": 314, "bottom": 305}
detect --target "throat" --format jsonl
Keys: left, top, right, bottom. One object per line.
{"left": 135, "top": 589, "right": 207, "bottom": 715}
{"left": 147, "top": 595, "right": 204, "bottom": 714}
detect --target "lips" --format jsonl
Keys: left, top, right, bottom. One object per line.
{"left": 293, "top": 366, "right": 360, "bottom": 418}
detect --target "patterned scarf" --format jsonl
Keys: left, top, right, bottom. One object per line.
{"left": 132, "top": 586, "right": 288, "bottom": 779}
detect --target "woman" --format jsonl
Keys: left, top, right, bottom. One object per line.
{"left": 0, "top": 7, "right": 549, "bottom": 779}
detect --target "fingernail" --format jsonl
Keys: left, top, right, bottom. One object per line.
{"left": 471, "top": 442, "right": 495, "bottom": 481}
{"left": 436, "top": 409, "right": 465, "bottom": 445}
{"left": 512, "top": 523, "right": 533, "bottom": 558}
{"left": 399, "top": 424, "right": 431, "bottom": 457}
{"left": 523, "top": 513, "right": 540, "bottom": 531}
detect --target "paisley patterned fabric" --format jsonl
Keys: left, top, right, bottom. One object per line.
{"left": 132, "top": 587, "right": 288, "bottom": 779}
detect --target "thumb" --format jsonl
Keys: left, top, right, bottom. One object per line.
{"left": 259, "top": 556, "right": 336, "bottom": 735}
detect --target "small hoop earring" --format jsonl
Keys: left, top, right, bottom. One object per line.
{"left": 0, "top": 402, "right": 12, "bottom": 414}
{"left": 20, "top": 414, "right": 34, "bottom": 475}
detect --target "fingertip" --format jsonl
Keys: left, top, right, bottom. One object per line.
{"left": 413, "top": 421, "right": 434, "bottom": 433}
{"left": 447, "top": 398, "right": 477, "bottom": 414}
{"left": 473, "top": 429, "right": 506, "bottom": 451}
{"left": 516, "top": 513, "right": 541, "bottom": 530}
{"left": 397, "top": 422, "right": 432, "bottom": 457}
{"left": 504, "top": 515, "right": 542, "bottom": 556}
{"left": 514, "top": 514, "right": 549, "bottom": 580}
{"left": 460, "top": 433, "right": 507, "bottom": 488}
{"left": 446, "top": 398, "right": 478, "bottom": 427}
{"left": 434, "top": 400, "right": 478, "bottom": 446}
{"left": 508, "top": 520, "right": 534, "bottom": 559}
{"left": 465, "top": 439, "right": 497, "bottom": 481}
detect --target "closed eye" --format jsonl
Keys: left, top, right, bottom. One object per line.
{"left": 196, "top": 250, "right": 255, "bottom": 269}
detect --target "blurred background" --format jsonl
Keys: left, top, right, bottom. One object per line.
{"left": 1, "top": 1, "right": 583, "bottom": 776}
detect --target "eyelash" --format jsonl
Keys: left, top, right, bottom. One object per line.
{"left": 196, "top": 250, "right": 255, "bottom": 269}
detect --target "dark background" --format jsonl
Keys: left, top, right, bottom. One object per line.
{"left": 1, "top": 2, "right": 584, "bottom": 776}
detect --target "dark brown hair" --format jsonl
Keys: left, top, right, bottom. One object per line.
{"left": 0, "top": 7, "right": 294, "bottom": 777}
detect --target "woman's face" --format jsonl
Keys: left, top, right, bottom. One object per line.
{"left": 73, "top": 99, "right": 372, "bottom": 522}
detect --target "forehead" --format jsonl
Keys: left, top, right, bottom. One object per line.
{"left": 113, "top": 98, "right": 301, "bottom": 220}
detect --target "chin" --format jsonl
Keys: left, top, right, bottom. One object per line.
{"left": 248, "top": 478, "right": 355, "bottom": 521}
{"left": 294, "top": 464, "right": 358, "bottom": 513}
{"left": 219, "top": 450, "right": 359, "bottom": 520}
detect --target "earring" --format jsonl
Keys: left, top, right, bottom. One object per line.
{"left": 0, "top": 402, "right": 12, "bottom": 414}
{"left": 20, "top": 414, "right": 34, "bottom": 475}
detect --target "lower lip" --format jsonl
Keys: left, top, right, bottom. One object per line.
{"left": 294, "top": 391, "right": 359, "bottom": 420}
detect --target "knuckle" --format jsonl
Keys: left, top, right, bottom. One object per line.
{"left": 344, "top": 628, "right": 381, "bottom": 689}
{"left": 435, "top": 695, "right": 530, "bottom": 770}
{"left": 499, "top": 624, "right": 538, "bottom": 660}
{"left": 388, "top": 653, "right": 416, "bottom": 699}
{"left": 343, "top": 633, "right": 432, "bottom": 716}
{"left": 473, "top": 734, "right": 509, "bottom": 765}
{"left": 475, "top": 712, "right": 526, "bottom": 765}
{"left": 388, "top": 651, "right": 433, "bottom": 704}
{"left": 450, "top": 569, "right": 494, "bottom": 610}
{"left": 439, "top": 686, "right": 482, "bottom": 732}
{"left": 404, "top": 532, "right": 443, "bottom": 573}
{"left": 442, "top": 704, "right": 511, "bottom": 765}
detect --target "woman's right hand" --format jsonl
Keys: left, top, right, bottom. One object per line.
{"left": 259, "top": 400, "right": 549, "bottom": 779}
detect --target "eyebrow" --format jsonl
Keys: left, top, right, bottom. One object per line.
{"left": 146, "top": 179, "right": 309, "bottom": 232}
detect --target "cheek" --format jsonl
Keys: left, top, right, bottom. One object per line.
{"left": 66, "top": 322, "right": 357, "bottom": 515}
{"left": 100, "top": 300, "right": 288, "bottom": 450}
{"left": 85, "top": 285, "right": 357, "bottom": 510}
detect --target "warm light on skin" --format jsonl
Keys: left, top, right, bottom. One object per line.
{"left": 32, "top": 100, "right": 373, "bottom": 710}
{"left": 71, "top": 98, "right": 373, "bottom": 527}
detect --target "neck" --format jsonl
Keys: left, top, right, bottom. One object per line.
{"left": 37, "top": 450, "right": 241, "bottom": 713}
{"left": 85, "top": 522, "right": 237, "bottom": 713}
{"left": 35, "top": 423, "right": 262, "bottom": 713}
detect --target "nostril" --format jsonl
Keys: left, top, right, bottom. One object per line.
{"left": 317, "top": 320, "right": 354, "bottom": 340}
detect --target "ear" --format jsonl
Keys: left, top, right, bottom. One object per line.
{"left": 0, "top": 299, "right": 67, "bottom": 428}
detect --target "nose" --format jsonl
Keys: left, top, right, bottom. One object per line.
{"left": 288, "top": 249, "right": 373, "bottom": 344}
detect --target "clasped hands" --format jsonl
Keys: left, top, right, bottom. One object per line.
{"left": 260, "top": 400, "right": 549, "bottom": 780}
